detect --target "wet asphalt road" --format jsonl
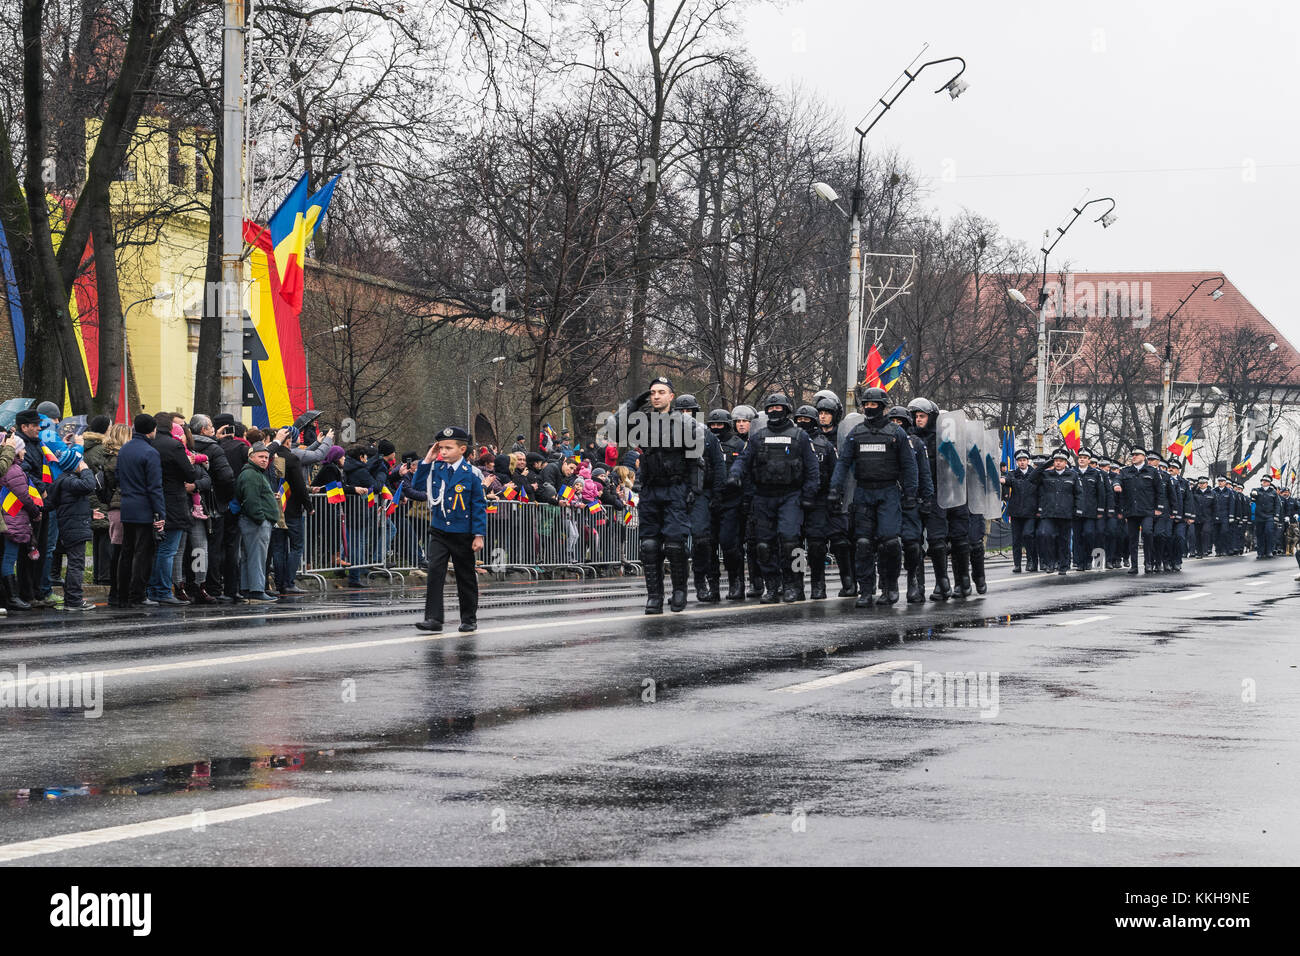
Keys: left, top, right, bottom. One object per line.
{"left": 1, "top": 555, "right": 1297, "bottom": 866}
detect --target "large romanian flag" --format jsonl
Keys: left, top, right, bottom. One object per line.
{"left": 242, "top": 172, "right": 340, "bottom": 429}
{"left": 1056, "top": 405, "right": 1083, "bottom": 453}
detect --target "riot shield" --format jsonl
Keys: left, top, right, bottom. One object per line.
{"left": 935, "top": 409, "right": 968, "bottom": 510}
{"left": 982, "top": 427, "right": 1003, "bottom": 518}
{"left": 964, "top": 418, "right": 989, "bottom": 515}
{"left": 835, "top": 411, "right": 864, "bottom": 513}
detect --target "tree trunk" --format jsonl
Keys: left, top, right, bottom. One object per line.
{"left": 193, "top": 140, "right": 224, "bottom": 414}
{"left": 90, "top": 198, "right": 122, "bottom": 420}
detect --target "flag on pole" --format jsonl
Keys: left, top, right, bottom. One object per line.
{"left": 503, "top": 484, "right": 519, "bottom": 500}
{"left": 26, "top": 485, "right": 43, "bottom": 508}
{"left": 560, "top": 484, "right": 576, "bottom": 501}
{"left": 366, "top": 490, "right": 376, "bottom": 508}
{"left": 485, "top": 504, "right": 498, "bottom": 514}
{"left": 325, "top": 482, "right": 345, "bottom": 504}
{"left": 587, "top": 501, "right": 603, "bottom": 514}
{"left": 1056, "top": 405, "right": 1083, "bottom": 452}
{"left": 622, "top": 509, "right": 635, "bottom": 525}
{"left": 861, "top": 343, "right": 884, "bottom": 389}
{"left": 1233, "top": 452, "right": 1253, "bottom": 475}
{"left": 879, "top": 342, "right": 910, "bottom": 392}
{"left": 1167, "top": 423, "right": 1194, "bottom": 459}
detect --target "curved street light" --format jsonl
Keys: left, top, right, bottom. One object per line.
{"left": 1148, "top": 275, "right": 1227, "bottom": 444}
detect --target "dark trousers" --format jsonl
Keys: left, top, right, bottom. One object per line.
{"left": 424, "top": 529, "right": 478, "bottom": 626}
{"left": 62, "top": 538, "right": 88, "bottom": 604}
{"left": 271, "top": 513, "right": 305, "bottom": 588}
{"left": 222, "top": 511, "right": 242, "bottom": 597}
{"left": 92, "top": 527, "right": 111, "bottom": 583}
{"left": 1037, "top": 517, "right": 1073, "bottom": 569}
{"left": 119, "top": 522, "right": 157, "bottom": 604}
{"left": 1127, "top": 515, "right": 1154, "bottom": 569}
{"left": 204, "top": 513, "right": 226, "bottom": 595}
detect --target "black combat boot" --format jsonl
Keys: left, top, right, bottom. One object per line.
{"left": 951, "top": 545, "right": 973, "bottom": 597}
{"left": 724, "top": 550, "right": 745, "bottom": 600}
{"left": 929, "top": 546, "right": 952, "bottom": 601}
{"left": 746, "top": 546, "right": 763, "bottom": 598}
{"left": 877, "top": 541, "right": 902, "bottom": 605}
{"left": 780, "top": 538, "right": 803, "bottom": 602}
{"left": 641, "top": 541, "right": 664, "bottom": 615}
{"left": 666, "top": 543, "right": 689, "bottom": 612}
{"left": 692, "top": 538, "right": 717, "bottom": 603}
{"left": 970, "top": 544, "right": 987, "bottom": 594}
{"left": 905, "top": 542, "right": 925, "bottom": 603}
{"left": 760, "top": 573, "right": 781, "bottom": 604}
{"left": 808, "top": 539, "right": 828, "bottom": 600}
{"left": 854, "top": 570, "right": 877, "bottom": 608}
{"left": 832, "top": 540, "right": 857, "bottom": 596}
{"left": 1026, "top": 543, "right": 1039, "bottom": 573}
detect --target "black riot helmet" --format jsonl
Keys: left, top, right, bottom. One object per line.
{"left": 887, "top": 405, "right": 912, "bottom": 426}
{"left": 673, "top": 394, "right": 700, "bottom": 413}
{"left": 793, "top": 404, "right": 819, "bottom": 436}
{"left": 859, "top": 386, "right": 889, "bottom": 421}
{"left": 812, "top": 389, "right": 843, "bottom": 428}
{"left": 907, "top": 396, "right": 938, "bottom": 432}
{"left": 706, "top": 408, "right": 733, "bottom": 438}
{"left": 730, "top": 404, "right": 757, "bottom": 423}
{"left": 763, "top": 392, "right": 793, "bottom": 425}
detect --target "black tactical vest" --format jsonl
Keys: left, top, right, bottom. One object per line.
{"left": 753, "top": 426, "right": 804, "bottom": 489}
{"left": 852, "top": 420, "right": 901, "bottom": 483}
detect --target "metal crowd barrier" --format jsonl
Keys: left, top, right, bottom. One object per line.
{"left": 296, "top": 492, "right": 640, "bottom": 588}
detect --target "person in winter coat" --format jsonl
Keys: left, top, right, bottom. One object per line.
{"left": 87, "top": 423, "right": 129, "bottom": 604}
{"left": 189, "top": 414, "right": 234, "bottom": 598}
{"left": 234, "top": 442, "right": 281, "bottom": 602}
{"left": 79, "top": 416, "right": 113, "bottom": 584}
{"left": 48, "top": 458, "right": 100, "bottom": 610}
{"left": 270, "top": 441, "right": 313, "bottom": 594}
{"left": 116, "top": 414, "right": 166, "bottom": 607}
{"left": 148, "top": 412, "right": 197, "bottom": 604}
{"left": 309, "top": 445, "right": 347, "bottom": 490}
{"left": 1, "top": 435, "right": 41, "bottom": 610}
{"left": 342, "top": 446, "right": 378, "bottom": 587}
{"left": 1029, "top": 449, "right": 1083, "bottom": 576}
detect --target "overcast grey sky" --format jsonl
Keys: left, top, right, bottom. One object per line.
{"left": 742, "top": 0, "right": 1300, "bottom": 345}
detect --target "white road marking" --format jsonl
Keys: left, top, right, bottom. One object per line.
{"left": 1175, "top": 591, "right": 1212, "bottom": 601}
{"left": 773, "top": 659, "right": 918, "bottom": 694}
{"left": 0, "top": 598, "right": 874, "bottom": 692}
{"left": 1243, "top": 581, "right": 1265, "bottom": 587}
{"left": 1055, "top": 614, "right": 1112, "bottom": 627}
{"left": 0, "top": 796, "right": 329, "bottom": 863}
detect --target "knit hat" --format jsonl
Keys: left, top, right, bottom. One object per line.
{"left": 87, "top": 415, "right": 110, "bottom": 434}
{"left": 377, "top": 439, "right": 396, "bottom": 457}
{"left": 133, "top": 413, "right": 156, "bottom": 434}
{"left": 325, "top": 445, "right": 346, "bottom": 465}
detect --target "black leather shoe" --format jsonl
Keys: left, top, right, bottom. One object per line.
{"left": 281, "top": 586, "right": 310, "bottom": 595}
{"left": 415, "top": 620, "right": 442, "bottom": 632}
{"left": 458, "top": 621, "right": 477, "bottom": 633}
{"left": 854, "top": 593, "right": 875, "bottom": 608}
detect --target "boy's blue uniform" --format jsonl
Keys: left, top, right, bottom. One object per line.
{"left": 413, "top": 442, "right": 487, "bottom": 630}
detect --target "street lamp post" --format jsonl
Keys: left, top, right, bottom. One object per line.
{"left": 467, "top": 355, "right": 506, "bottom": 435}
{"left": 816, "top": 48, "right": 967, "bottom": 409}
{"left": 1149, "top": 276, "right": 1226, "bottom": 446}
{"left": 1021, "top": 196, "right": 1117, "bottom": 455}
{"left": 303, "top": 324, "right": 348, "bottom": 406}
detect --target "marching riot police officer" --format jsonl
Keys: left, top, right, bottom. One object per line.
{"left": 829, "top": 388, "right": 918, "bottom": 608}
{"left": 795, "top": 404, "right": 836, "bottom": 599}
{"left": 730, "top": 404, "right": 764, "bottom": 598}
{"left": 673, "top": 394, "right": 726, "bottom": 602}
{"left": 706, "top": 409, "right": 747, "bottom": 600}
{"left": 728, "top": 393, "right": 819, "bottom": 603}
{"left": 1116, "top": 447, "right": 1167, "bottom": 574}
{"left": 907, "top": 397, "right": 975, "bottom": 598}
{"left": 1192, "top": 476, "right": 1213, "bottom": 557}
{"left": 888, "top": 405, "right": 933, "bottom": 602}
{"left": 612, "top": 375, "right": 706, "bottom": 614}
{"left": 1031, "top": 449, "right": 1082, "bottom": 576}
{"left": 1002, "top": 450, "right": 1038, "bottom": 573}
{"left": 1252, "top": 474, "right": 1281, "bottom": 558}
{"left": 813, "top": 390, "right": 856, "bottom": 595}
{"left": 1072, "top": 449, "right": 1106, "bottom": 571}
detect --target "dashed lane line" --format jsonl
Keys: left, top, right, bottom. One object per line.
{"left": 772, "top": 660, "right": 919, "bottom": 694}
{"left": 0, "top": 797, "right": 330, "bottom": 863}
{"left": 1175, "top": 591, "right": 1212, "bottom": 601}
{"left": 1054, "top": 614, "right": 1112, "bottom": 627}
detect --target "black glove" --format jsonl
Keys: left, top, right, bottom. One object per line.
{"left": 725, "top": 475, "right": 742, "bottom": 491}
{"left": 799, "top": 498, "right": 814, "bottom": 510}
{"left": 631, "top": 390, "right": 652, "bottom": 410}
{"left": 902, "top": 496, "right": 918, "bottom": 511}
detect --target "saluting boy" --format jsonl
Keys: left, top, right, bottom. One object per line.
{"left": 413, "top": 426, "right": 486, "bottom": 633}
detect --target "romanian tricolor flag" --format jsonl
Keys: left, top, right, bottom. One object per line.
{"left": 325, "top": 482, "right": 345, "bottom": 504}
{"left": 878, "top": 343, "right": 909, "bottom": 392}
{"left": 622, "top": 509, "right": 634, "bottom": 525}
{"left": 380, "top": 484, "right": 393, "bottom": 502}
{"left": 41, "top": 445, "right": 57, "bottom": 463}
{"left": 1056, "top": 405, "right": 1083, "bottom": 453}
{"left": 560, "top": 484, "right": 576, "bottom": 501}
{"left": 1, "top": 490, "right": 22, "bottom": 516}
{"left": 1269, "top": 465, "right": 1282, "bottom": 481}
{"left": 1233, "top": 453, "right": 1253, "bottom": 475}
{"left": 502, "top": 484, "right": 519, "bottom": 500}
{"left": 278, "top": 484, "right": 289, "bottom": 511}
{"left": 1167, "top": 424, "right": 1194, "bottom": 459}
{"left": 587, "top": 501, "right": 603, "bottom": 514}
{"left": 366, "top": 490, "right": 376, "bottom": 508}
{"left": 27, "top": 485, "right": 43, "bottom": 508}
{"left": 40, "top": 462, "right": 52, "bottom": 483}
{"left": 485, "top": 504, "right": 498, "bottom": 514}
{"left": 861, "top": 343, "right": 884, "bottom": 389}
{"left": 242, "top": 171, "right": 340, "bottom": 429}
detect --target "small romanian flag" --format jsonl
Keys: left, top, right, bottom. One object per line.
{"left": 622, "top": 509, "right": 634, "bottom": 525}
{"left": 366, "top": 490, "right": 376, "bottom": 508}
{"left": 325, "top": 482, "right": 345, "bottom": 504}
{"left": 485, "top": 504, "right": 498, "bottom": 514}
{"left": 27, "top": 485, "right": 43, "bottom": 508}
{"left": 278, "top": 485, "right": 289, "bottom": 510}
{"left": 42, "top": 445, "right": 57, "bottom": 463}
{"left": 385, "top": 499, "right": 398, "bottom": 517}
{"left": 40, "top": 462, "right": 52, "bottom": 483}
{"left": 587, "top": 501, "right": 603, "bottom": 514}
{"left": 502, "top": 485, "right": 519, "bottom": 500}
{"left": 380, "top": 484, "right": 393, "bottom": 501}
{"left": 560, "top": 485, "right": 575, "bottom": 501}
{"left": 1, "top": 490, "right": 22, "bottom": 516}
